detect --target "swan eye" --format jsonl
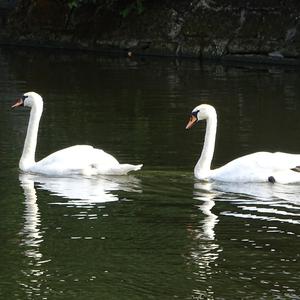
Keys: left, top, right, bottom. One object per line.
{"left": 22, "top": 95, "right": 28, "bottom": 101}
{"left": 192, "top": 110, "right": 199, "bottom": 119}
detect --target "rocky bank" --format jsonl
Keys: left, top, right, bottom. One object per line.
{"left": 1, "top": 0, "right": 300, "bottom": 64}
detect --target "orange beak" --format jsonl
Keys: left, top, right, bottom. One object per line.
{"left": 11, "top": 98, "right": 24, "bottom": 109}
{"left": 185, "top": 115, "right": 197, "bottom": 129}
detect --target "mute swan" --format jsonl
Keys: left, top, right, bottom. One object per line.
{"left": 12, "top": 92, "right": 143, "bottom": 176}
{"left": 186, "top": 104, "right": 300, "bottom": 184}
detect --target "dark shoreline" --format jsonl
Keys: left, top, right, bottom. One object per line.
{"left": 1, "top": 41, "right": 300, "bottom": 68}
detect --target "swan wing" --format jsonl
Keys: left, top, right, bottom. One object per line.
{"left": 212, "top": 152, "right": 300, "bottom": 183}
{"left": 31, "top": 145, "right": 120, "bottom": 176}
{"left": 235, "top": 152, "right": 300, "bottom": 171}
{"left": 31, "top": 145, "right": 142, "bottom": 176}
{"left": 269, "top": 152, "right": 300, "bottom": 170}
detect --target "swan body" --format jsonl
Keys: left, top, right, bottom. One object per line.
{"left": 13, "top": 92, "right": 142, "bottom": 176}
{"left": 186, "top": 104, "right": 300, "bottom": 184}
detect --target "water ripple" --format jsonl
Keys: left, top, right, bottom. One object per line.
{"left": 195, "top": 181, "right": 300, "bottom": 226}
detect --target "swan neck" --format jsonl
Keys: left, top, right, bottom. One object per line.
{"left": 20, "top": 103, "right": 43, "bottom": 171}
{"left": 195, "top": 112, "right": 217, "bottom": 179}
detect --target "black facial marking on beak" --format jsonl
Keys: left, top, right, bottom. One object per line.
{"left": 192, "top": 110, "right": 199, "bottom": 118}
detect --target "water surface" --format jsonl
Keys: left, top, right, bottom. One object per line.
{"left": 0, "top": 47, "right": 300, "bottom": 299}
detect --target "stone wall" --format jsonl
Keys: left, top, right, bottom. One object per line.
{"left": 2, "top": 0, "right": 300, "bottom": 64}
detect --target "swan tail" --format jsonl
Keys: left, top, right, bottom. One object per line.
{"left": 98, "top": 164, "right": 143, "bottom": 175}
{"left": 117, "top": 164, "right": 143, "bottom": 175}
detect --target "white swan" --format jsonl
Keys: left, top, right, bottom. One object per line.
{"left": 12, "top": 92, "right": 143, "bottom": 176}
{"left": 186, "top": 104, "right": 300, "bottom": 184}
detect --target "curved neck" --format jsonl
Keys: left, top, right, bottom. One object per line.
{"left": 194, "top": 111, "right": 217, "bottom": 179}
{"left": 20, "top": 103, "right": 43, "bottom": 171}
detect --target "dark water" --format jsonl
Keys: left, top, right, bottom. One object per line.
{"left": 0, "top": 47, "right": 300, "bottom": 299}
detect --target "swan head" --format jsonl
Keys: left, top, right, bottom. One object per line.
{"left": 12, "top": 92, "right": 43, "bottom": 109}
{"left": 186, "top": 104, "right": 216, "bottom": 129}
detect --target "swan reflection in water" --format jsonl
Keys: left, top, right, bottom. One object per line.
{"left": 18, "top": 173, "right": 142, "bottom": 297}
{"left": 19, "top": 174, "right": 48, "bottom": 297}
{"left": 193, "top": 182, "right": 219, "bottom": 240}
{"left": 187, "top": 182, "right": 221, "bottom": 299}
{"left": 19, "top": 174, "right": 43, "bottom": 259}
{"left": 188, "top": 180, "right": 300, "bottom": 298}
{"left": 20, "top": 173, "right": 142, "bottom": 206}
{"left": 195, "top": 180, "right": 300, "bottom": 225}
